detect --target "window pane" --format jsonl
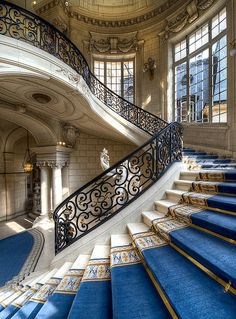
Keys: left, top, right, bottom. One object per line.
{"left": 189, "top": 23, "right": 209, "bottom": 54}
{"left": 93, "top": 59, "right": 134, "bottom": 103}
{"left": 174, "top": 62, "right": 187, "bottom": 122}
{"left": 212, "top": 35, "right": 227, "bottom": 122}
{"left": 174, "top": 40, "right": 187, "bottom": 62}
{"left": 189, "top": 49, "right": 209, "bottom": 123}
{"left": 212, "top": 7, "right": 227, "bottom": 39}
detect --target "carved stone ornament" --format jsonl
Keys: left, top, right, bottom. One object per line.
{"left": 88, "top": 32, "right": 140, "bottom": 54}
{"left": 56, "top": 68, "right": 81, "bottom": 85}
{"left": 63, "top": 124, "right": 79, "bottom": 148}
{"left": 164, "top": 0, "right": 216, "bottom": 39}
{"left": 100, "top": 148, "right": 110, "bottom": 171}
{"left": 36, "top": 160, "right": 69, "bottom": 168}
{"left": 52, "top": 16, "right": 68, "bottom": 33}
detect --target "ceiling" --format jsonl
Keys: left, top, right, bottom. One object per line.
{"left": 9, "top": 0, "right": 174, "bottom": 20}
{"left": 69, "top": 0, "right": 168, "bottom": 20}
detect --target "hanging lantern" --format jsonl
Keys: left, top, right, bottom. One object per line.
{"left": 22, "top": 131, "right": 33, "bottom": 173}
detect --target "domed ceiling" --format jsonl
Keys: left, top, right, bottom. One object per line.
{"left": 69, "top": 0, "right": 176, "bottom": 20}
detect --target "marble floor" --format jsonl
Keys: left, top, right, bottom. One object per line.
{"left": 0, "top": 214, "right": 34, "bottom": 240}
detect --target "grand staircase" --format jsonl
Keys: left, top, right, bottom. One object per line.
{"left": 0, "top": 148, "right": 236, "bottom": 318}
{"left": 0, "top": 2, "right": 236, "bottom": 318}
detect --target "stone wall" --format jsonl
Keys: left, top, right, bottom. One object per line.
{"left": 68, "top": 132, "right": 135, "bottom": 192}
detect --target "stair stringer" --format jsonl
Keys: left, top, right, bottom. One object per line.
{"left": 50, "top": 162, "right": 185, "bottom": 268}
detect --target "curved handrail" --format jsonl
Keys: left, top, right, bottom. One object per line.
{"left": 0, "top": 1, "right": 167, "bottom": 135}
{"left": 0, "top": 1, "right": 183, "bottom": 254}
{"left": 54, "top": 122, "right": 183, "bottom": 253}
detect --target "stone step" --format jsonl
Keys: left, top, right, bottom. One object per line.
{"left": 141, "top": 211, "right": 167, "bottom": 227}
{"left": 165, "top": 189, "right": 184, "bottom": 202}
{"left": 174, "top": 179, "right": 192, "bottom": 191}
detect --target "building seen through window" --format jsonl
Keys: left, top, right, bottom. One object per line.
{"left": 94, "top": 59, "right": 134, "bottom": 103}
{"left": 174, "top": 7, "right": 227, "bottom": 123}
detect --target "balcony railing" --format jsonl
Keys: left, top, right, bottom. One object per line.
{"left": 0, "top": 1, "right": 183, "bottom": 254}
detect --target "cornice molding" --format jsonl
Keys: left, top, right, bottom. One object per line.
{"left": 35, "top": 0, "right": 181, "bottom": 28}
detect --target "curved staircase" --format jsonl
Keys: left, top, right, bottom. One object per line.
{"left": 0, "top": 149, "right": 236, "bottom": 318}
{"left": 0, "top": 2, "right": 236, "bottom": 318}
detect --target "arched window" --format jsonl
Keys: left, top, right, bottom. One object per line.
{"left": 174, "top": 7, "right": 227, "bottom": 123}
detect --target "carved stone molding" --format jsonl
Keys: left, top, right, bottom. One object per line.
{"left": 87, "top": 31, "right": 142, "bottom": 54}
{"left": 52, "top": 16, "right": 68, "bottom": 33}
{"left": 62, "top": 123, "right": 79, "bottom": 148}
{"left": 35, "top": 0, "right": 180, "bottom": 28}
{"left": 36, "top": 160, "right": 69, "bottom": 169}
{"left": 56, "top": 67, "right": 81, "bottom": 85}
{"left": 163, "top": 0, "right": 216, "bottom": 39}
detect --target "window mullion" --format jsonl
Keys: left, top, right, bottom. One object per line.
{"left": 186, "top": 40, "right": 190, "bottom": 122}
{"left": 209, "top": 21, "right": 213, "bottom": 123}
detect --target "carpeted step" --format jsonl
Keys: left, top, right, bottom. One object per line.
{"left": 67, "top": 245, "right": 112, "bottom": 319}
{"left": 180, "top": 170, "right": 236, "bottom": 182}
{"left": 0, "top": 272, "right": 48, "bottom": 319}
{"left": 188, "top": 159, "right": 234, "bottom": 164}
{"left": 183, "top": 151, "right": 207, "bottom": 155}
{"left": 191, "top": 181, "right": 236, "bottom": 195}
{"left": 169, "top": 204, "right": 236, "bottom": 241}
{"left": 34, "top": 255, "right": 89, "bottom": 319}
{"left": 11, "top": 264, "right": 71, "bottom": 319}
{"left": 128, "top": 223, "right": 236, "bottom": 319}
{"left": 184, "top": 155, "right": 219, "bottom": 160}
{"left": 150, "top": 218, "right": 236, "bottom": 289}
{"left": 200, "top": 163, "right": 236, "bottom": 169}
{"left": 182, "top": 192, "right": 236, "bottom": 215}
{"left": 110, "top": 234, "right": 171, "bottom": 319}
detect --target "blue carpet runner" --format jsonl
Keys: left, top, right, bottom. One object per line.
{"left": 181, "top": 192, "right": 236, "bottom": 214}
{"left": 169, "top": 204, "right": 236, "bottom": 240}
{"left": 111, "top": 244, "right": 171, "bottom": 319}
{"left": 10, "top": 276, "right": 61, "bottom": 319}
{"left": 197, "top": 171, "right": 236, "bottom": 181}
{"left": 68, "top": 258, "right": 112, "bottom": 319}
{"left": 152, "top": 219, "right": 236, "bottom": 288}
{"left": 132, "top": 231, "right": 236, "bottom": 319}
{"left": 191, "top": 181, "right": 236, "bottom": 195}
{"left": 0, "top": 229, "right": 44, "bottom": 288}
{"left": 0, "top": 282, "right": 42, "bottom": 319}
{"left": 34, "top": 268, "right": 84, "bottom": 319}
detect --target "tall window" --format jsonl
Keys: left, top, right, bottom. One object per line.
{"left": 94, "top": 59, "right": 134, "bottom": 103}
{"left": 174, "top": 8, "right": 227, "bottom": 123}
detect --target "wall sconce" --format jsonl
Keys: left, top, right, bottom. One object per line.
{"left": 230, "top": 39, "right": 236, "bottom": 57}
{"left": 143, "top": 57, "right": 156, "bottom": 80}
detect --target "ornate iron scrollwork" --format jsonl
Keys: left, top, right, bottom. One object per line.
{"left": 54, "top": 123, "right": 182, "bottom": 253}
{"left": 0, "top": 1, "right": 183, "bottom": 254}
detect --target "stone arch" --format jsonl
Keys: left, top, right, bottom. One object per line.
{"left": 0, "top": 107, "right": 58, "bottom": 147}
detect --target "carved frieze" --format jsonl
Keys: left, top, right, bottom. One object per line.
{"left": 164, "top": 0, "right": 216, "bottom": 39}
{"left": 87, "top": 31, "right": 141, "bottom": 54}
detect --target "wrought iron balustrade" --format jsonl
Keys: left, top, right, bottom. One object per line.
{"left": 54, "top": 122, "right": 183, "bottom": 253}
{"left": 0, "top": 2, "right": 183, "bottom": 254}
{"left": 0, "top": 1, "right": 167, "bottom": 135}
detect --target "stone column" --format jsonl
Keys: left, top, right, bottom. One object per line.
{"left": 39, "top": 165, "right": 51, "bottom": 216}
{"left": 51, "top": 164, "right": 63, "bottom": 209}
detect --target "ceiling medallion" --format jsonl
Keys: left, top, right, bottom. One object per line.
{"left": 32, "top": 93, "right": 52, "bottom": 104}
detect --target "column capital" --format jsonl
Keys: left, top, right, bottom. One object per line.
{"left": 36, "top": 160, "right": 68, "bottom": 169}
{"left": 32, "top": 145, "right": 72, "bottom": 169}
